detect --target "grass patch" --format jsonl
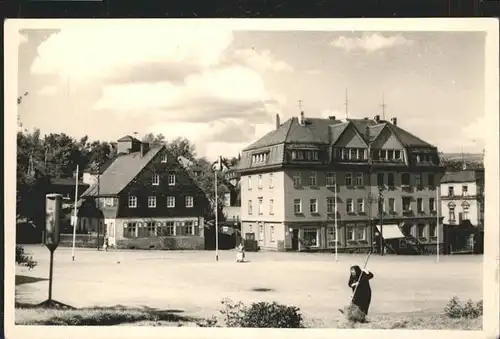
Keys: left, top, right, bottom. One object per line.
{"left": 15, "top": 275, "right": 48, "bottom": 286}
{"left": 15, "top": 303, "right": 198, "bottom": 326}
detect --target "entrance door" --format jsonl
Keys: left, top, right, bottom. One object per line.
{"left": 291, "top": 229, "right": 299, "bottom": 251}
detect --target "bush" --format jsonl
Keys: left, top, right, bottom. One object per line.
{"left": 444, "top": 297, "right": 483, "bottom": 319}
{"left": 16, "top": 245, "right": 37, "bottom": 270}
{"left": 198, "top": 298, "right": 304, "bottom": 328}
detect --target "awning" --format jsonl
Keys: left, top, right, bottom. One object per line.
{"left": 375, "top": 224, "right": 405, "bottom": 239}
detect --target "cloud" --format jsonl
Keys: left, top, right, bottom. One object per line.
{"left": 31, "top": 23, "right": 234, "bottom": 81}
{"left": 330, "top": 33, "right": 412, "bottom": 53}
{"left": 462, "top": 115, "right": 486, "bottom": 146}
{"left": 37, "top": 85, "right": 58, "bottom": 96}
{"left": 227, "top": 48, "right": 293, "bottom": 73}
{"left": 18, "top": 33, "right": 28, "bottom": 47}
{"left": 94, "top": 66, "right": 284, "bottom": 124}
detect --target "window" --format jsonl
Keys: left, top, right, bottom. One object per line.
{"left": 223, "top": 193, "right": 231, "bottom": 207}
{"left": 358, "top": 149, "right": 365, "bottom": 160}
{"left": 292, "top": 173, "right": 301, "bottom": 187}
{"left": 303, "top": 228, "right": 319, "bottom": 247}
{"left": 309, "top": 199, "right": 318, "bottom": 213}
{"left": 152, "top": 174, "right": 160, "bottom": 186}
{"left": 415, "top": 174, "right": 422, "bottom": 190}
{"left": 417, "top": 224, "right": 426, "bottom": 238}
{"left": 448, "top": 186, "right": 454, "bottom": 197}
{"left": 357, "top": 199, "right": 364, "bottom": 213}
{"left": 259, "top": 224, "right": 264, "bottom": 241}
{"left": 326, "top": 198, "right": 336, "bottom": 213}
{"left": 401, "top": 173, "right": 410, "bottom": 186}
{"left": 428, "top": 174, "right": 435, "bottom": 188}
{"left": 161, "top": 154, "right": 168, "bottom": 163}
{"left": 146, "top": 222, "right": 156, "bottom": 237}
{"left": 269, "top": 173, "right": 274, "bottom": 188}
{"left": 128, "top": 196, "right": 137, "bottom": 208}
{"left": 402, "top": 197, "right": 411, "bottom": 212}
{"left": 185, "top": 196, "right": 194, "bottom": 208}
{"left": 326, "top": 172, "right": 335, "bottom": 186}
{"left": 309, "top": 172, "right": 317, "bottom": 186}
{"left": 168, "top": 174, "right": 176, "bottom": 186}
{"left": 345, "top": 172, "right": 353, "bottom": 186}
{"left": 380, "top": 150, "right": 387, "bottom": 160}
{"left": 293, "top": 199, "right": 302, "bottom": 214}
{"left": 103, "top": 198, "right": 115, "bottom": 207}
{"left": 167, "top": 196, "right": 175, "bottom": 208}
{"left": 462, "top": 202, "right": 470, "bottom": 220}
{"left": 394, "top": 150, "right": 401, "bottom": 160}
{"left": 270, "top": 226, "right": 275, "bottom": 242}
{"left": 184, "top": 221, "right": 194, "bottom": 235}
{"left": 327, "top": 227, "right": 337, "bottom": 247}
{"left": 462, "top": 185, "right": 468, "bottom": 196}
{"left": 389, "top": 198, "right": 395, "bottom": 213}
{"left": 417, "top": 198, "right": 423, "bottom": 212}
{"left": 350, "top": 149, "right": 357, "bottom": 160}
{"left": 388, "top": 173, "right": 395, "bottom": 187}
{"left": 429, "top": 198, "right": 436, "bottom": 212}
{"left": 124, "top": 222, "right": 137, "bottom": 238}
{"left": 346, "top": 199, "right": 354, "bottom": 213}
{"left": 356, "top": 226, "right": 367, "bottom": 241}
{"left": 248, "top": 200, "right": 253, "bottom": 215}
{"left": 377, "top": 173, "right": 385, "bottom": 187}
{"left": 448, "top": 202, "right": 456, "bottom": 221}
{"left": 355, "top": 173, "right": 363, "bottom": 186}
{"left": 342, "top": 149, "right": 349, "bottom": 160}
{"left": 346, "top": 225, "right": 356, "bottom": 241}
{"left": 148, "top": 196, "right": 156, "bottom": 208}
{"left": 248, "top": 176, "right": 252, "bottom": 190}
{"left": 311, "top": 151, "right": 319, "bottom": 160}
{"left": 388, "top": 150, "right": 394, "bottom": 160}
{"left": 258, "top": 198, "right": 263, "bottom": 215}
{"left": 269, "top": 199, "right": 274, "bottom": 215}
{"left": 258, "top": 175, "right": 262, "bottom": 189}
{"left": 429, "top": 224, "right": 437, "bottom": 237}
{"left": 158, "top": 221, "right": 175, "bottom": 236}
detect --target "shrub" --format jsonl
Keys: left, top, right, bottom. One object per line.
{"left": 206, "top": 298, "right": 304, "bottom": 328}
{"left": 444, "top": 296, "right": 483, "bottom": 319}
{"left": 343, "top": 304, "right": 366, "bottom": 323}
{"left": 16, "top": 245, "right": 37, "bottom": 270}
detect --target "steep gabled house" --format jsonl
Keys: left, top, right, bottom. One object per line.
{"left": 77, "top": 135, "right": 210, "bottom": 250}
{"left": 236, "top": 112, "right": 444, "bottom": 253}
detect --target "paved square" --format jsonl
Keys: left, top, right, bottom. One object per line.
{"left": 15, "top": 245, "right": 483, "bottom": 326}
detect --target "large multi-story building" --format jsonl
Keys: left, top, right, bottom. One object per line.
{"left": 78, "top": 135, "right": 210, "bottom": 250}
{"left": 236, "top": 112, "right": 444, "bottom": 253}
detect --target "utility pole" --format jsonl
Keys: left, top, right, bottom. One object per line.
{"left": 96, "top": 161, "right": 101, "bottom": 251}
{"left": 378, "top": 186, "right": 384, "bottom": 255}
{"left": 298, "top": 100, "right": 303, "bottom": 112}
{"left": 380, "top": 93, "right": 387, "bottom": 120}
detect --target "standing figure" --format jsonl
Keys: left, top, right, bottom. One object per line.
{"left": 236, "top": 239, "right": 245, "bottom": 263}
{"left": 348, "top": 265, "right": 374, "bottom": 316}
{"left": 104, "top": 237, "right": 109, "bottom": 252}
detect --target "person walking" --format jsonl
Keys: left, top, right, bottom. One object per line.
{"left": 348, "top": 265, "right": 374, "bottom": 316}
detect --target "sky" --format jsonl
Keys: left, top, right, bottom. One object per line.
{"left": 17, "top": 23, "right": 486, "bottom": 161}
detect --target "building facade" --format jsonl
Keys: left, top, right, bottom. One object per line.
{"left": 440, "top": 169, "right": 484, "bottom": 228}
{"left": 78, "top": 135, "right": 210, "bottom": 250}
{"left": 237, "top": 113, "right": 444, "bottom": 253}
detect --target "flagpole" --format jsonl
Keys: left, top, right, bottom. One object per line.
{"left": 436, "top": 185, "right": 440, "bottom": 263}
{"left": 334, "top": 173, "right": 338, "bottom": 262}
{"left": 72, "top": 164, "right": 79, "bottom": 261}
{"left": 214, "top": 157, "right": 220, "bottom": 262}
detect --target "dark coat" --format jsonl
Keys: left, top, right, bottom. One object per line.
{"left": 348, "top": 265, "right": 374, "bottom": 315}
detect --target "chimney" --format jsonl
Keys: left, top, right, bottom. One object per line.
{"left": 364, "top": 117, "right": 368, "bottom": 120}
{"left": 140, "top": 142, "right": 150, "bottom": 158}
{"left": 374, "top": 115, "right": 380, "bottom": 123}
{"left": 299, "top": 111, "right": 305, "bottom": 126}
{"left": 391, "top": 117, "right": 398, "bottom": 126}
{"left": 328, "top": 116, "right": 336, "bottom": 120}
{"left": 276, "top": 114, "right": 281, "bottom": 130}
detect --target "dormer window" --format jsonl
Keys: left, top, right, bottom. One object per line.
{"left": 252, "top": 151, "right": 269, "bottom": 164}
{"left": 161, "top": 154, "right": 168, "bottom": 163}
{"left": 290, "top": 149, "right": 319, "bottom": 162}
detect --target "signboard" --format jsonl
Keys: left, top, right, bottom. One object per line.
{"left": 45, "top": 193, "right": 62, "bottom": 251}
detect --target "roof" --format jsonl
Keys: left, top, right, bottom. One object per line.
{"left": 243, "top": 116, "right": 435, "bottom": 151}
{"left": 117, "top": 135, "right": 141, "bottom": 142}
{"left": 441, "top": 170, "right": 479, "bottom": 184}
{"left": 81, "top": 146, "right": 164, "bottom": 196}
{"left": 50, "top": 177, "right": 89, "bottom": 187}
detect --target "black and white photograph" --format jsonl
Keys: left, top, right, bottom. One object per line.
{"left": 5, "top": 19, "right": 499, "bottom": 339}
